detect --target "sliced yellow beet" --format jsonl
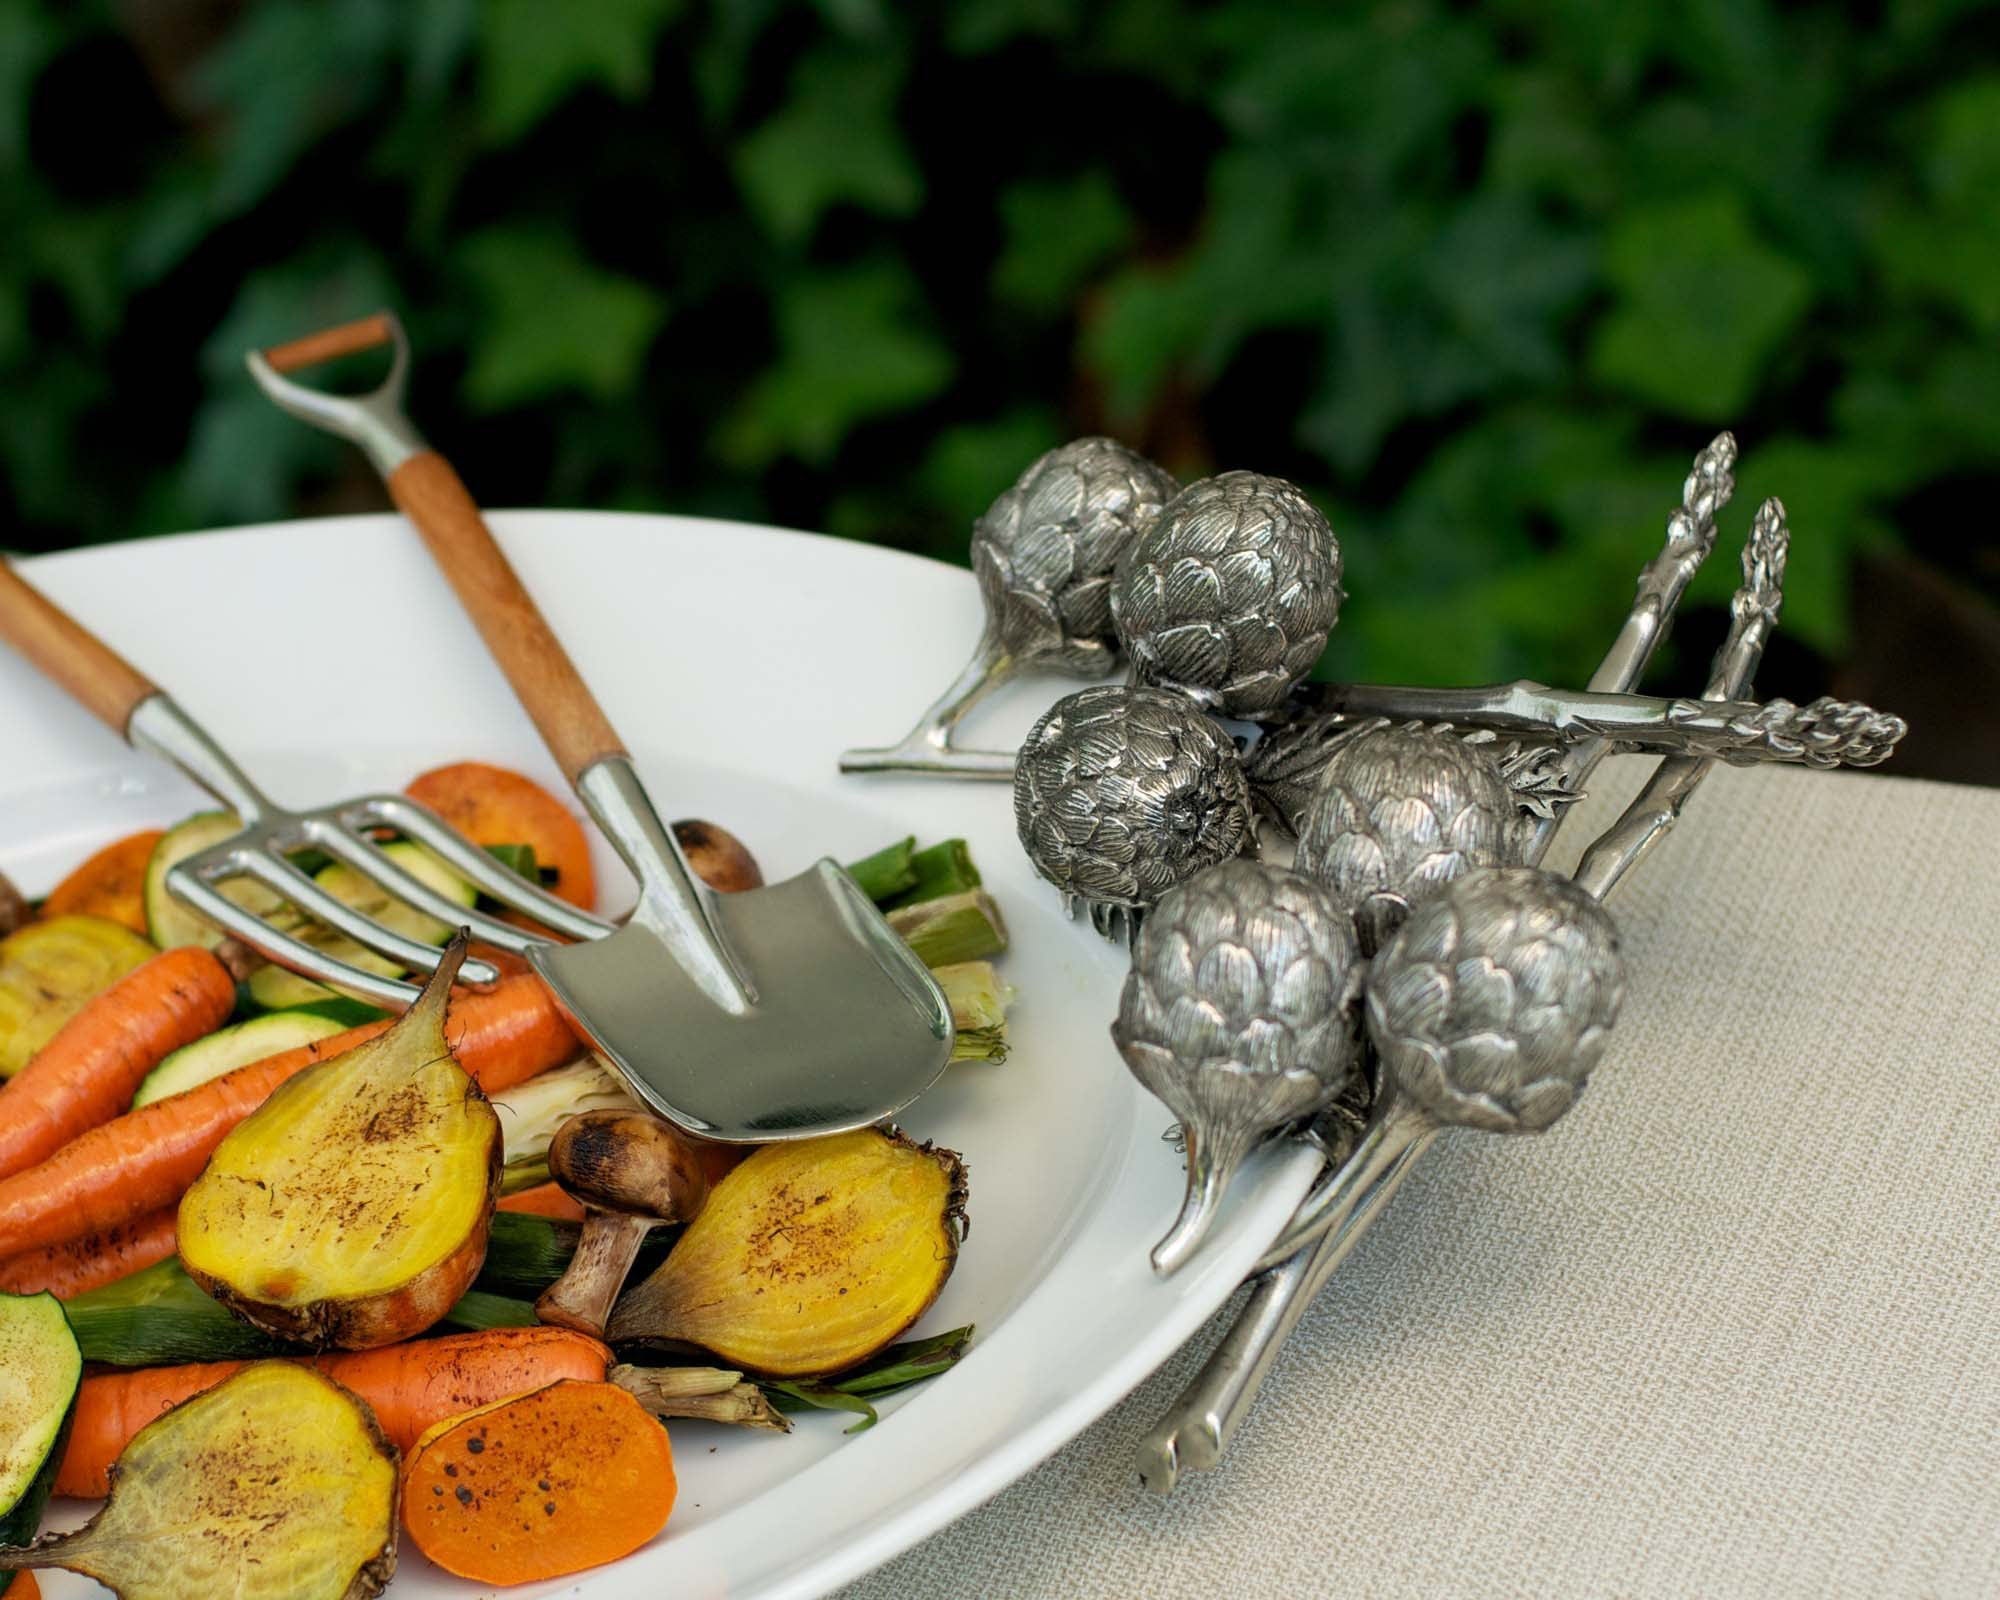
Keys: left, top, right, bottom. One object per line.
{"left": 607, "top": 1128, "right": 967, "bottom": 1377}
{"left": 0, "top": 916, "right": 155, "bottom": 1078}
{"left": 0, "top": 1362, "right": 398, "bottom": 1600}
{"left": 178, "top": 940, "right": 500, "bottom": 1350}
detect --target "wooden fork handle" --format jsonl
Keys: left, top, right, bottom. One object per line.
{"left": 388, "top": 450, "right": 626, "bottom": 780}
{"left": 0, "top": 557, "right": 157, "bottom": 733}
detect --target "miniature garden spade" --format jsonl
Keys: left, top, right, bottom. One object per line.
{"left": 252, "top": 312, "right": 954, "bottom": 1143}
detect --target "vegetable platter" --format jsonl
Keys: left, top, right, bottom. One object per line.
{"left": 0, "top": 512, "right": 1317, "bottom": 1599}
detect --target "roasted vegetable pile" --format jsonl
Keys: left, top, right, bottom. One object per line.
{"left": 0, "top": 761, "right": 998, "bottom": 1589}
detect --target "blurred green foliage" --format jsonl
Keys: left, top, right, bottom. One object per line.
{"left": 3, "top": 0, "right": 1997, "bottom": 689}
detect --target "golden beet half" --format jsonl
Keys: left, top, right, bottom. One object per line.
{"left": 0, "top": 1361, "right": 398, "bottom": 1600}
{"left": 178, "top": 940, "right": 500, "bottom": 1349}
{"left": 607, "top": 1127, "right": 967, "bottom": 1377}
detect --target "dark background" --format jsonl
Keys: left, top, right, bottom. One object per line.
{"left": 5, "top": 1, "right": 1997, "bottom": 781}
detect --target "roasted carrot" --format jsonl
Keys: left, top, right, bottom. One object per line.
{"left": 57, "top": 1324, "right": 611, "bottom": 1498}
{"left": 1, "top": 1571, "right": 39, "bottom": 1599}
{"left": 0, "top": 1206, "right": 177, "bottom": 1298}
{"left": 401, "top": 1380, "right": 676, "bottom": 1583}
{"left": 497, "top": 1182, "right": 587, "bottom": 1222}
{"left": 38, "top": 830, "right": 164, "bottom": 934}
{"left": 0, "top": 974, "right": 578, "bottom": 1262}
{"left": 0, "top": 946, "right": 235, "bottom": 1181}
{"left": 408, "top": 761, "right": 597, "bottom": 911}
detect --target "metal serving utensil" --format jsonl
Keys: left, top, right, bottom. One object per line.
{"left": 250, "top": 312, "right": 953, "bottom": 1143}
{"left": 0, "top": 552, "right": 601, "bottom": 1005}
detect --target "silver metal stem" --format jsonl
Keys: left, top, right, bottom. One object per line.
{"left": 838, "top": 625, "right": 1021, "bottom": 778}
{"left": 1574, "top": 498, "right": 1790, "bottom": 900}
{"left": 127, "top": 693, "right": 277, "bottom": 822}
{"left": 1137, "top": 1107, "right": 1434, "bottom": 1490}
{"left": 575, "top": 756, "right": 754, "bottom": 1014}
{"left": 1300, "top": 680, "right": 1892, "bottom": 767}
{"left": 1522, "top": 432, "right": 1736, "bottom": 861}
{"left": 1253, "top": 1097, "right": 1435, "bottom": 1271}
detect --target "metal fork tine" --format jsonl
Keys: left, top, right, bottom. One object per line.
{"left": 164, "top": 870, "right": 429, "bottom": 1010}
{"left": 217, "top": 850, "right": 502, "bottom": 985}
{"left": 350, "top": 796, "right": 615, "bottom": 942}
{"left": 304, "top": 823, "right": 552, "bottom": 955}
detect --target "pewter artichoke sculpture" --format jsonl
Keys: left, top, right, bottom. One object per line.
{"left": 1110, "top": 471, "right": 1343, "bottom": 720}
{"left": 1013, "top": 685, "right": 1256, "bottom": 938}
{"left": 1113, "top": 858, "right": 1366, "bottom": 1274}
{"left": 840, "top": 437, "right": 1176, "bottom": 776}
{"left": 1294, "top": 723, "right": 1523, "bottom": 956}
{"left": 973, "top": 436, "right": 1180, "bottom": 674}
{"left": 1367, "top": 865, "right": 1625, "bottom": 1135}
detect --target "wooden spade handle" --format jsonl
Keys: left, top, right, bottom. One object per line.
{"left": 262, "top": 312, "right": 395, "bottom": 374}
{"left": 0, "top": 557, "right": 157, "bottom": 733}
{"left": 387, "top": 450, "right": 626, "bottom": 780}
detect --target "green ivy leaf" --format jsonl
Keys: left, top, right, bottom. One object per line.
{"left": 1870, "top": 75, "right": 2000, "bottom": 330}
{"left": 180, "top": 250, "right": 398, "bottom": 522}
{"left": 459, "top": 228, "right": 667, "bottom": 409}
{"left": 1727, "top": 437, "right": 1902, "bottom": 656}
{"left": 916, "top": 407, "right": 1066, "bottom": 534}
{"left": 734, "top": 50, "right": 920, "bottom": 243}
{"left": 478, "top": 0, "right": 684, "bottom": 143}
{"left": 196, "top": 0, "right": 399, "bottom": 218}
{"left": 993, "top": 172, "right": 1132, "bottom": 312}
{"left": 1589, "top": 191, "right": 1813, "bottom": 418}
{"left": 946, "top": 0, "right": 1079, "bottom": 54}
{"left": 717, "top": 260, "right": 952, "bottom": 466}
{"left": 0, "top": 0, "right": 59, "bottom": 173}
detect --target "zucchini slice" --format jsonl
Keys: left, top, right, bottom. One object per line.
{"left": 244, "top": 841, "right": 476, "bottom": 1011}
{"left": 0, "top": 915, "right": 155, "bottom": 1078}
{"left": 143, "top": 811, "right": 291, "bottom": 952}
{"left": 132, "top": 1009, "right": 350, "bottom": 1108}
{"left": 0, "top": 1291, "right": 82, "bottom": 1551}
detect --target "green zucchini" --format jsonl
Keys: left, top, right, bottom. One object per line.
{"left": 243, "top": 840, "right": 477, "bottom": 1010}
{"left": 144, "top": 811, "right": 292, "bottom": 952}
{"left": 131, "top": 1008, "right": 350, "bottom": 1108}
{"left": 0, "top": 1292, "right": 82, "bottom": 1549}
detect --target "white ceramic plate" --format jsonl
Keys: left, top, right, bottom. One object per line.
{"left": 6, "top": 513, "right": 1319, "bottom": 1600}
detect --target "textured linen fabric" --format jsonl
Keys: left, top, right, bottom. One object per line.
{"left": 844, "top": 763, "right": 2000, "bottom": 1600}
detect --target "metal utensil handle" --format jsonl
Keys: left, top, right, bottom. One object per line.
{"left": 0, "top": 557, "right": 159, "bottom": 734}
{"left": 385, "top": 450, "right": 626, "bottom": 781}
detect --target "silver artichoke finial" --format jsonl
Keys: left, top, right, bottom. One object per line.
{"left": 1293, "top": 722, "right": 1524, "bottom": 955}
{"left": 1112, "top": 858, "right": 1366, "bottom": 1274}
{"left": 1253, "top": 862, "right": 1626, "bottom": 1268}
{"left": 1367, "top": 865, "right": 1625, "bottom": 1134}
{"left": 1110, "top": 470, "right": 1343, "bottom": 720}
{"left": 841, "top": 437, "right": 1177, "bottom": 777}
{"left": 1013, "top": 685, "right": 1258, "bottom": 939}
{"left": 974, "top": 436, "right": 1180, "bottom": 674}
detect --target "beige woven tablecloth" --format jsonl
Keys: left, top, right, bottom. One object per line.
{"left": 844, "top": 762, "right": 2000, "bottom": 1600}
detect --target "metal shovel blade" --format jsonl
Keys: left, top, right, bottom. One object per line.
{"left": 531, "top": 848, "right": 954, "bottom": 1143}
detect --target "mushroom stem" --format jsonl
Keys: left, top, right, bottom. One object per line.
{"left": 535, "top": 1213, "right": 658, "bottom": 1336}
{"left": 531, "top": 1108, "right": 711, "bottom": 1338}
